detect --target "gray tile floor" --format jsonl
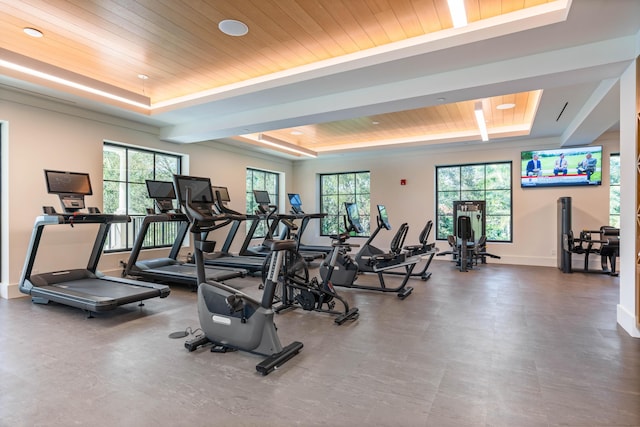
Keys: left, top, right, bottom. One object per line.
{"left": 1, "top": 260, "right": 639, "bottom": 426}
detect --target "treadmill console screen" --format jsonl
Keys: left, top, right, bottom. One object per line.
{"left": 45, "top": 170, "right": 93, "bottom": 195}
{"left": 44, "top": 170, "right": 93, "bottom": 213}
{"left": 146, "top": 180, "right": 176, "bottom": 200}
{"left": 253, "top": 190, "right": 271, "bottom": 205}
{"left": 345, "top": 202, "right": 365, "bottom": 234}
{"left": 212, "top": 186, "right": 231, "bottom": 202}
{"left": 173, "top": 175, "right": 214, "bottom": 209}
{"left": 377, "top": 204, "right": 392, "bottom": 230}
{"left": 288, "top": 193, "right": 303, "bottom": 213}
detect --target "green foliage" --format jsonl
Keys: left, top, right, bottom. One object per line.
{"left": 609, "top": 154, "right": 620, "bottom": 227}
{"left": 246, "top": 168, "right": 279, "bottom": 238}
{"left": 103, "top": 144, "right": 180, "bottom": 251}
{"left": 436, "top": 162, "right": 512, "bottom": 241}
{"left": 320, "top": 171, "right": 371, "bottom": 235}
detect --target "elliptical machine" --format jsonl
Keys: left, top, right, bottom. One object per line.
{"left": 174, "top": 174, "right": 302, "bottom": 375}
{"left": 261, "top": 233, "right": 359, "bottom": 325}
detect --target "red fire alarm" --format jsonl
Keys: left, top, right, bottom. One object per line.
{"left": 400, "top": 179, "right": 407, "bottom": 186}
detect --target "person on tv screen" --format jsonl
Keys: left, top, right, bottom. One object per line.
{"left": 526, "top": 154, "right": 542, "bottom": 177}
{"left": 576, "top": 153, "right": 597, "bottom": 180}
{"left": 553, "top": 153, "right": 568, "bottom": 176}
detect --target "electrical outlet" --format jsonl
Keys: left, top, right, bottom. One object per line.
{"left": 551, "top": 249, "right": 557, "bottom": 256}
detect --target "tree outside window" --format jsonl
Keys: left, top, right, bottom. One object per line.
{"left": 103, "top": 143, "right": 181, "bottom": 251}
{"left": 610, "top": 153, "right": 620, "bottom": 227}
{"left": 436, "top": 162, "right": 512, "bottom": 242}
{"left": 320, "top": 171, "right": 370, "bottom": 236}
{"left": 246, "top": 168, "right": 279, "bottom": 238}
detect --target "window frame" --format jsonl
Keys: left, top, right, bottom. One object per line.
{"left": 609, "top": 152, "right": 620, "bottom": 227}
{"left": 319, "top": 171, "right": 371, "bottom": 237}
{"left": 435, "top": 161, "right": 513, "bottom": 242}
{"left": 103, "top": 142, "right": 182, "bottom": 252}
{"left": 246, "top": 167, "right": 280, "bottom": 239}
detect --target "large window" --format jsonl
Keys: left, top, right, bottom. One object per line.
{"left": 436, "top": 162, "right": 512, "bottom": 242}
{"left": 103, "top": 143, "right": 181, "bottom": 251}
{"left": 610, "top": 153, "right": 620, "bottom": 227}
{"left": 320, "top": 171, "right": 370, "bottom": 236}
{"left": 246, "top": 168, "right": 279, "bottom": 238}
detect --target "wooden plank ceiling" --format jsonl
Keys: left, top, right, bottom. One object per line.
{"left": 0, "top": 0, "right": 552, "bottom": 153}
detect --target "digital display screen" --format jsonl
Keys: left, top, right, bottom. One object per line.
{"left": 146, "top": 180, "right": 176, "bottom": 199}
{"left": 253, "top": 190, "right": 271, "bottom": 205}
{"left": 377, "top": 204, "right": 391, "bottom": 230}
{"left": 520, "top": 145, "right": 602, "bottom": 188}
{"left": 173, "top": 175, "right": 214, "bottom": 204}
{"left": 44, "top": 170, "right": 93, "bottom": 195}
{"left": 288, "top": 193, "right": 302, "bottom": 207}
{"left": 212, "top": 186, "right": 231, "bottom": 202}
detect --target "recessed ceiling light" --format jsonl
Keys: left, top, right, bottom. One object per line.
{"left": 291, "top": 130, "right": 303, "bottom": 135}
{"left": 496, "top": 103, "right": 516, "bottom": 110}
{"left": 437, "top": 97, "right": 446, "bottom": 102}
{"left": 23, "top": 27, "right": 43, "bottom": 38}
{"left": 372, "top": 121, "right": 380, "bottom": 125}
{"left": 218, "top": 19, "right": 249, "bottom": 37}
{"left": 137, "top": 74, "right": 149, "bottom": 80}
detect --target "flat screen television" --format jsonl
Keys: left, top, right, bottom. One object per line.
{"left": 44, "top": 170, "right": 93, "bottom": 195}
{"left": 520, "top": 145, "right": 602, "bottom": 188}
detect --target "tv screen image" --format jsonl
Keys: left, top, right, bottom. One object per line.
{"left": 520, "top": 145, "right": 602, "bottom": 188}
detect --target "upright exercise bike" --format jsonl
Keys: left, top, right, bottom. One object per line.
{"left": 261, "top": 233, "right": 359, "bottom": 325}
{"left": 174, "top": 174, "right": 302, "bottom": 375}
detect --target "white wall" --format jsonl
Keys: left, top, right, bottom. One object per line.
{"left": 294, "top": 135, "right": 619, "bottom": 268}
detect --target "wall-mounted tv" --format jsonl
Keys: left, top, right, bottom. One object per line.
{"left": 521, "top": 145, "right": 602, "bottom": 188}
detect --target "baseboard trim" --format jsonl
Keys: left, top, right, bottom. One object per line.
{"left": 617, "top": 304, "right": 640, "bottom": 338}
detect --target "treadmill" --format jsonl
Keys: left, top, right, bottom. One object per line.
{"left": 286, "top": 193, "right": 332, "bottom": 254}
{"left": 19, "top": 170, "right": 170, "bottom": 315}
{"left": 123, "top": 180, "right": 246, "bottom": 290}
{"left": 239, "top": 190, "right": 324, "bottom": 261}
{"left": 197, "top": 185, "right": 266, "bottom": 274}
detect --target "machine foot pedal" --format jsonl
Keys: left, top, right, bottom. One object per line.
{"left": 256, "top": 341, "right": 303, "bottom": 376}
{"left": 397, "top": 287, "right": 413, "bottom": 300}
{"left": 334, "top": 308, "right": 359, "bottom": 325}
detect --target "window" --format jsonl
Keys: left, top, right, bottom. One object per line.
{"left": 103, "top": 143, "right": 181, "bottom": 251}
{"left": 246, "top": 168, "right": 279, "bottom": 238}
{"left": 609, "top": 153, "right": 620, "bottom": 227}
{"left": 320, "top": 171, "right": 371, "bottom": 236}
{"left": 436, "top": 162, "right": 512, "bottom": 242}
